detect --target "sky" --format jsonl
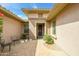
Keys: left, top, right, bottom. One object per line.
{"left": 0, "top": 3, "right": 54, "bottom": 20}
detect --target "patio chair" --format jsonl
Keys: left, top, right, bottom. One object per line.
{"left": 0, "top": 37, "right": 12, "bottom": 52}
{"left": 21, "top": 33, "right": 29, "bottom": 42}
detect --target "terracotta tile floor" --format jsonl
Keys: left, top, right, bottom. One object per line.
{"left": 0, "top": 39, "right": 67, "bottom": 56}
{"left": 0, "top": 40, "right": 38, "bottom": 56}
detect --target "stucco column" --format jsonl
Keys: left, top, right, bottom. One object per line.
{"left": 46, "top": 21, "right": 51, "bottom": 35}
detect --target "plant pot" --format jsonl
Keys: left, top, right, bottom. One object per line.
{"left": 44, "top": 42, "right": 54, "bottom": 49}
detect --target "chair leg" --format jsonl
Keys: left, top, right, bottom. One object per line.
{"left": 9, "top": 44, "right": 11, "bottom": 51}
{"left": 28, "top": 37, "right": 29, "bottom": 40}
{"left": 1, "top": 46, "right": 4, "bottom": 52}
{"left": 24, "top": 40, "right": 25, "bottom": 42}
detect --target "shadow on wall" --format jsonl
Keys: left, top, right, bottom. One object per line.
{"left": 29, "top": 29, "right": 36, "bottom": 40}
{"left": 29, "top": 20, "right": 36, "bottom": 40}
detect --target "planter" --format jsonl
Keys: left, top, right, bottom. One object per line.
{"left": 44, "top": 42, "right": 54, "bottom": 49}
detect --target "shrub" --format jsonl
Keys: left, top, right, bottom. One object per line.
{"left": 43, "top": 34, "right": 54, "bottom": 44}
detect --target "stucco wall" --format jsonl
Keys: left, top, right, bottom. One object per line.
{"left": 55, "top": 4, "right": 79, "bottom": 55}
{"left": 2, "top": 15, "right": 24, "bottom": 42}
{"left": 28, "top": 14, "right": 48, "bottom": 19}
{"left": 46, "top": 21, "right": 52, "bottom": 35}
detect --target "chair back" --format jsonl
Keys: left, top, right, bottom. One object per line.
{"left": 0, "top": 36, "right": 5, "bottom": 44}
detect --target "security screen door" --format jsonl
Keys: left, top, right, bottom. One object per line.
{"left": 37, "top": 23, "right": 44, "bottom": 39}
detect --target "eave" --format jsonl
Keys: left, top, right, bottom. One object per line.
{"left": 22, "top": 9, "right": 50, "bottom": 15}
{"left": 47, "top": 3, "right": 68, "bottom": 21}
{"left": 0, "top": 6, "right": 26, "bottom": 23}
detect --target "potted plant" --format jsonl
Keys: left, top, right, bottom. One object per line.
{"left": 43, "top": 34, "right": 56, "bottom": 48}
{"left": 43, "top": 34, "right": 55, "bottom": 44}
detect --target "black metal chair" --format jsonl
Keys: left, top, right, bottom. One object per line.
{"left": 21, "top": 33, "right": 29, "bottom": 42}
{"left": 0, "top": 37, "right": 12, "bottom": 52}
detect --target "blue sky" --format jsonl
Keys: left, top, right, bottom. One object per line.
{"left": 0, "top": 3, "right": 54, "bottom": 20}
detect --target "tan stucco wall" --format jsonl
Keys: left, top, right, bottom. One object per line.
{"left": 29, "top": 19, "right": 46, "bottom": 40}
{"left": 28, "top": 14, "right": 48, "bottom": 19}
{"left": 55, "top": 4, "right": 79, "bottom": 55}
{"left": 46, "top": 21, "right": 52, "bottom": 35}
{"left": 2, "top": 15, "right": 24, "bottom": 41}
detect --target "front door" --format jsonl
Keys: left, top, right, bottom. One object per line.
{"left": 37, "top": 23, "right": 44, "bottom": 39}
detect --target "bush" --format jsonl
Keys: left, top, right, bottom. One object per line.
{"left": 43, "top": 34, "right": 54, "bottom": 44}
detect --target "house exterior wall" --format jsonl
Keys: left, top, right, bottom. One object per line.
{"left": 54, "top": 4, "right": 79, "bottom": 55}
{"left": 46, "top": 21, "right": 52, "bottom": 35}
{"left": 28, "top": 14, "right": 48, "bottom": 19}
{"left": 28, "top": 14, "right": 38, "bottom": 18}
{"left": 2, "top": 15, "right": 24, "bottom": 41}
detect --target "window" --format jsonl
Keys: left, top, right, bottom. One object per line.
{"left": 24, "top": 23, "right": 29, "bottom": 33}
{"left": 52, "top": 20, "right": 56, "bottom": 34}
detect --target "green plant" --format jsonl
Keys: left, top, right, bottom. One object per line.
{"left": 0, "top": 17, "right": 3, "bottom": 33}
{"left": 43, "top": 34, "right": 54, "bottom": 44}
